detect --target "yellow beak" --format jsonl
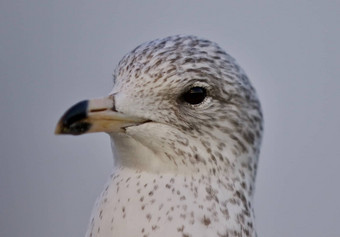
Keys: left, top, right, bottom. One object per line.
{"left": 55, "top": 96, "right": 147, "bottom": 135}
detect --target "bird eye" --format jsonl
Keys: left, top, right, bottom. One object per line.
{"left": 182, "top": 87, "right": 207, "bottom": 105}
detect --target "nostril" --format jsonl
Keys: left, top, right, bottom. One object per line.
{"left": 90, "top": 108, "right": 107, "bottom": 113}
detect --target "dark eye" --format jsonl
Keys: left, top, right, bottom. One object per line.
{"left": 182, "top": 87, "right": 207, "bottom": 105}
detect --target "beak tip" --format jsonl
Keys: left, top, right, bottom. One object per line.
{"left": 54, "top": 120, "right": 69, "bottom": 135}
{"left": 54, "top": 122, "right": 63, "bottom": 135}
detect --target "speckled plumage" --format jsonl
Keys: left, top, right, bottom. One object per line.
{"left": 86, "top": 35, "right": 263, "bottom": 237}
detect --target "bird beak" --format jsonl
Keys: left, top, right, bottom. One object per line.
{"left": 55, "top": 95, "right": 146, "bottom": 135}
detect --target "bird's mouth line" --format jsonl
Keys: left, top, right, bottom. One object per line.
{"left": 121, "top": 120, "right": 153, "bottom": 131}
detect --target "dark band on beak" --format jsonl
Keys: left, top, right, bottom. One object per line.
{"left": 57, "top": 100, "right": 92, "bottom": 135}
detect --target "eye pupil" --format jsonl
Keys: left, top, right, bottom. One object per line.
{"left": 182, "top": 87, "right": 207, "bottom": 105}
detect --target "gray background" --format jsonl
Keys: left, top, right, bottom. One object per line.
{"left": 1, "top": 1, "right": 339, "bottom": 236}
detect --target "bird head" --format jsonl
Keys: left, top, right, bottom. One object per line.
{"left": 55, "top": 35, "right": 263, "bottom": 177}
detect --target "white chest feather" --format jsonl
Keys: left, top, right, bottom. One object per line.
{"left": 86, "top": 168, "right": 256, "bottom": 237}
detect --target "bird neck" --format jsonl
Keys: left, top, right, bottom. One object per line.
{"left": 93, "top": 166, "right": 257, "bottom": 236}
{"left": 109, "top": 132, "right": 258, "bottom": 199}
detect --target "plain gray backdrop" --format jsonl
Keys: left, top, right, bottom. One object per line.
{"left": 1, "top": 1, "right": 339, "bottom": 236}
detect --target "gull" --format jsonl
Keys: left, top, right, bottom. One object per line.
{"left": 55, "top": 35, "right": 263, "bottom": 237}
